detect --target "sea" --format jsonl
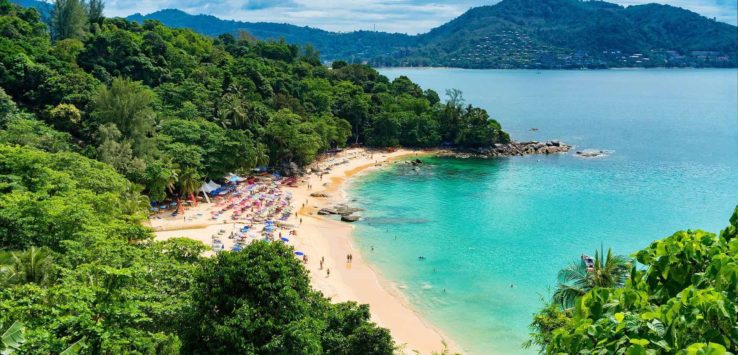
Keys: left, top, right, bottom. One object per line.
{"left": 347, "top": 68, "right": 738, "bottom": 354}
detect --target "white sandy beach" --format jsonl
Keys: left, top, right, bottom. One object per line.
{"left": 149, "top": 148, "right": 459, "bottom": 354}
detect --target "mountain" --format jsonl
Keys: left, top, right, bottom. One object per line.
{"left": 377, "top": 0, "right": 737, "bottom": 68}
{"left": 127, "top": 9, "right": 415, "bottom": 62}
{"left": 12, "top": 0, "right": 737, "bottom": 68}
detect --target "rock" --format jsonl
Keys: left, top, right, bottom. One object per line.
{"left": 317, "top": 208, "right": 337, "bottom": 215}
{"left": 576, "top": 150, "right": 607, "bottom": 158}
{"left": 334, "top": 205, "right": 362, "bottom": 215}
{"left": 280, "top": 161, "right": 301, "bottom": 176}
{"left": 341, "top": 214, "right": 360, "bottom": 222}
{"left": 310, "top": 192, "right": 329, "bottom": 198}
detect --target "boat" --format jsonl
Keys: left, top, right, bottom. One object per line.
{"left": 581, "top": 254, "right": 595, "bottom": 271}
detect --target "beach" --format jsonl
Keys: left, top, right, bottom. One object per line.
{"left": 149, "top": 148, "right": 458, "bottom": 354}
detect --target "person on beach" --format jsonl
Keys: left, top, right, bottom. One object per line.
{"left": 320, "top": 259, "right": 324, "bottom": 270}
{"left": 326, "top": 268, "right": 330, "bottom": 277}
{"left": 303, "top": 255, "right": 308, "bottom": 264}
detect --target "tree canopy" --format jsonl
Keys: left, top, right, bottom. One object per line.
{"left": 528, "top": 207, "right": 738, "bottom": 354}
{"left": 0, "top": 0, "right": 508, "bottom": 203}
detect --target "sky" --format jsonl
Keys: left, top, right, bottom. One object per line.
{"left": 105, "top": 0, "right": 738, "bottom": 34}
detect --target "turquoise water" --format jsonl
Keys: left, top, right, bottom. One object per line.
{"left": 349, "top": 69, "right": 738, "bottom": 354}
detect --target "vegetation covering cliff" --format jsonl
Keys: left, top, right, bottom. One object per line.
{"left": 529, "top": 207, "right": 738, "bottom": 353}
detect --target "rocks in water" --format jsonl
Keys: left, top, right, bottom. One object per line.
{"left": 310, "top": 192, "right": 329, "bottom": 198}
{"left": 576, "top": 150, "right": 609, "bottom": 158}
{"left": 443, "top": 140, "right": 570, "bottom": 158}
{"left": 341, "top": 214, "right": 360, "bottom": 222}
{"left": 317, "top": 208, "right": 337, "bottom": 215}
{"left": 334, "top": 204, "right": 362, "bottom": 215}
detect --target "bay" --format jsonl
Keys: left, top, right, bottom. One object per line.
{"left": 348, "top": 68, "right": 738, "bottom": 354}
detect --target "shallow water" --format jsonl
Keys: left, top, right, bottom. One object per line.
{"left": 348, "top": 69, "right": 738, "bottom": 354}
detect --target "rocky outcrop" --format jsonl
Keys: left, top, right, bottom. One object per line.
{"left": 576, "top": 150, "right": 609, "bottom": 158}
{"left": 334, "top": 204, "right": 362, "bottom": 215}
{"left": 317, "top": 208, "right": 337, "bottom": 215}
{"left": 443, "top": 140, "right": 570, "bottom": 158}
{"left": 310, "top": 192, "right": 329, "bottom": 198}
{"left": 341, "top": 214, "right": 360, "bottom": 222}
{"left": 280, "top": 161, "right": 302, "bottom": 176}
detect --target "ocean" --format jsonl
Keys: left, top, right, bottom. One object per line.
{"left": 348, "top": 68, "right": 738, "bottom": 354}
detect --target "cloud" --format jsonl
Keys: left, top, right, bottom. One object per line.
{"left": 105, "top": 0, "right": 737, "bottom": 34}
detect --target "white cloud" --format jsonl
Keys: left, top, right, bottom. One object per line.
{"left": 104, "top": 0, "right": 737, "bottom": 34}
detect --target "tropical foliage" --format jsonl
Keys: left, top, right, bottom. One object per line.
{"left": 528, "top": 207, "right": 738, "bottom": 354}
{"left": 0, "top": 0, "right": 508, "bottom": 204}
{"left": 552, "top": 248, "right": 631, "bottom": 309}
{"left": 0, "top": 1, "right": 484, "bottom": 352}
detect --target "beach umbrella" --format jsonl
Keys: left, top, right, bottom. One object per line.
{"left": 281, "top": 237, "right": 289, "bottom": 242}
{"left": 294, "top": 251, "right": 304, "bottom": 256}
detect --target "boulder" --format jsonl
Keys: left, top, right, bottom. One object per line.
{"left": 280, "top": 161, "right": 301, "bottom": 176}
{"left": 341, "top": 214, "right": 360, "bottom": 222}
{"left": 317, "top": 208, "right": 338, "bottom": 215}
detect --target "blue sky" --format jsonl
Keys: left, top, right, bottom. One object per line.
{"left": 107, "top": 0, "right": 738, "bottom": 33}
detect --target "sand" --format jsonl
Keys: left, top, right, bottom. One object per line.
{"left": 149, "top": 148, "right": 459, "bottom": 354}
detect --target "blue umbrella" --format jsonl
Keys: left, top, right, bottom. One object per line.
{"left": 281, "top": 237, "right": 289, "bottom": 242}
{"left": 294, "top": 251, "right": 304, "bottom": 256}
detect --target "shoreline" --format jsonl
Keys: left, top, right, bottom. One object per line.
{"left": 290, "top": 148, "right": 462, "bottom": 354}
{"left": 149, "top": 148, "right": 461, "bottom": 354}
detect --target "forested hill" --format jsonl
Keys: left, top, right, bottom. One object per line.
{"left": 126, "top": 9, "right": 416, "bottom": 62}
{"left": 13, "top": 0, "right": 737, "bottom": 68}
{"left": 380, "top": 0, "right": 738, "bottom": 68}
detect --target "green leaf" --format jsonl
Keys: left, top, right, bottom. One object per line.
{"left": 1, "top": 321, "right": 25, "bottom": 352}
{"left": 59, "top": 337, "right": 85, "bottom": 355}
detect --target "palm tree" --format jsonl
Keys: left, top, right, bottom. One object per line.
{"left": 218, "top": 93, "right": 247, "bottom": 129}
{"left": 121, "top": 185, "right": 151, "bottom": 217}
{"left": 0, "top": 247, "right": 56, "bottom": 287}
{"left": 552, "top": 248, "right": 631, "bottom": 309}
{"left": 178, "top": 167, "right": 202, "bottom": 208}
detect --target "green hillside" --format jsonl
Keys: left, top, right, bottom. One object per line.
{"left": 12, "top": 0, "right": 737, "bottom": 68}
{"left": 375, "top": 0, "right": 737, "bottom": 68}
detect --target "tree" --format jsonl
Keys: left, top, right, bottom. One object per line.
{"left": 552, "top": 248, "right": 631, "bottom": 309}
{"left": 87, "top": 0, "right": 104, "bottom": 23}
{"left": 0, "top": 247, "right": 56, "bottom": 287}
{"left": 529, "top": 207, "right": 738, "bottom": 353}
{"left": 182, "top": 242, "right": 394, "bottom": 354}
{"left": 0, "top": 88, "right": 17, "bottom": 123}
{"left": 51, "top": 0, "right": 88, "bottom": 41}
{"left": 0, "top": 114, "right": 72, "bottom": 153}
{"left": 47, "top": 103, "right": 81, "bottom": 133}
{"left": 90, "top": 78, "right": 157, "bottom": 158}
{"left": 177, "top": 167, "right": 201, "bottom": 205}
